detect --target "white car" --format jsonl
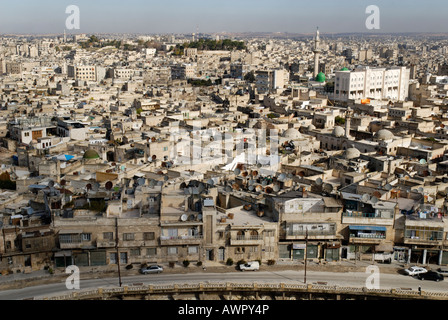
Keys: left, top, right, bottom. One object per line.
{"left": 404, "top": 266, "right": 428, "bottom": 276}
{"left": 239, "top": 261, "right": 260, "bottom": 271}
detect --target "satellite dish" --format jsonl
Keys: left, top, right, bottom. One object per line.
{"left": 189, "top": 214, "right": 195, "bottom": 221}
{"left": 48, "top": 180, "right": 55, "bottom": 188}
{"left": 149, "top": 180, "right": 156, "bottom": 188}
{"left": 278, "top": 173, "right": 286, "bottom": 181}
{"left": 248, "top": 185, "right": 255, "bottom": 191}
{"left": 137, "top": 178, "right": 145, "bottom": 186}
{"left": 362, "top": 194, "right": 370, "bottom": 202}
{"left": 157, "top": 181, "right": 164, "bottom": 186}
{"left": 198, "top": 183, "right": 205, "bottom": 194}
{"left": 262, "top": 180, "right": 267, "bottom": 186}
{"left": 184, "top": 188, "right": 190, "bottom": 195}
{"left": 105, "top": 181, "right": 113, "bottom": 190}
{"left": 197, "top": 214, "right": 203, "bottom": 221}
{"left": 316, "top": 178, "right": 323, "bottom": 186}
{"left": 181, "top": 214, "right": 188, "bottom": 222}
{"left": 86, "top": 183, "right": 92, "bottom": 190}
{"left": 164, "top": 175, "right": 169, "bottom": 181}
{"left": 234, "top": 168, "right": 241, "bottom": 175}
{"left": 207, "top": 179, "right": 215, "bottom": 186}
{"left": 92, "top": 182, "right": 100, "bottom": 191}
{"left": 225, "top": 186, "right": 232, "bottom": 192}
{"left": 418, "top": 187, "right": 424, "bottom": 193}
{"left": 323, "top": 183, "right": 333, "bottom": 193}
{"left": 287, "top": 173, "right": 293, "bottom": 179}
{"left": 419, "top": 159, "right": 427, "bottom": 165}
{"left": 384, "top": 184, "right": 392, "bottom": 191}
{"left": 273, "top": 184, "right": 280, "bottom": 192}
{"left": 370, "top": 196, "right": 379, "bottom": 204}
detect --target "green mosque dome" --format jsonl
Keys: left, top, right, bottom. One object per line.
{"left": 83, "top": 149, "right": 100, "bottom": 159}
{"left": 340, "top": 67, "right": 349, "bottom": 71}
{"left": 315, "top": 72, "right": 326, "bottom": 83}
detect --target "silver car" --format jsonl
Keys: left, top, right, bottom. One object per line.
{"left": 404, "top": 266, "right": 427, "bottom": 276}
{"left": 140, "top": 265, "right": 163, "bottom": 274}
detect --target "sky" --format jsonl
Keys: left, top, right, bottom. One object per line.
{"left": 0, "top": 0, "right": 447, "bottom": 35}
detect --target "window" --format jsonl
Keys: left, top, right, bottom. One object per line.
{"left": 188, "top": 246, "right": 199, "bottom": 254}
{"left": 130, "top": 248, "right": 140, "bottom": 256}
{"left": 103, "top": 232, "right": 113, "bottom": 240}
{"left": 81, "top": 233, "right": 91, "bottom": 241}
{"left": 168, "top": 247, "right": 178, "bottom": 255}
{"left": 110, "top": 253, "right": 117, "bottom": 264}
{"left": 146, "top": 248, "right": 157, "bottom": 256}
{"left": 143, "top": 232, "right": 155, "bottom": 240}
{"left": 120, "top": 252, "right": 127, "bottom": 264}
{"left": 123, "top": 233, "right": 134, "bottom": 241}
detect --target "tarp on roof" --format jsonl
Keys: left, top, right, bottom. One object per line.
{"left": 349, "top": 225, "right": 386, "bottom": 231}
{"left": 56, "top": 154, "right": 75, "bottom": 161}
{"left": 28, "top": 184, "right": 47, "bottom": 189}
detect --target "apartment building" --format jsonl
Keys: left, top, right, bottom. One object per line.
{"left": 333, "top": 66, "right": 410, "bottom": 102}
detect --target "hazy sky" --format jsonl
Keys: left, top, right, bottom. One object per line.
{"left": 0, "top": 0, "right": 447, "bottom": 34}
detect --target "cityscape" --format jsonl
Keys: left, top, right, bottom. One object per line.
{"left": 0, "top": 1, "right": 448, "bottom": 307}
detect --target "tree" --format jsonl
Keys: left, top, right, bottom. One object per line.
{"left": 335, "top": 116, "right": 346, "bottom": 125}
{"left": 244, "top": 71, "right": 256, "bottom": 83}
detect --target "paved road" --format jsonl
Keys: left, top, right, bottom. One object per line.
{"left": 1, "top": 270, "right": 447, "bottom": 300}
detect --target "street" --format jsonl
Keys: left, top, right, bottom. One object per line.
{"left": 0, "top": 269, "right": 447, "bottom": 300}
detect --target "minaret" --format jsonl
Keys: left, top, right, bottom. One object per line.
{"left": 313, "top": 27, "right": 321, "bottom": 79}
{"left": 63, "top": 29, "right": 67, "bottom": 43}
{"left": 345, "top": 107, "right": 352, "bottom": 139}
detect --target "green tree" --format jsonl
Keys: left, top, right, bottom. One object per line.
{"left": 244, "top": 71, "right": 256, "bottom": 83}
{"left": 335, "top": 116, "right": 346, "bottom": 125}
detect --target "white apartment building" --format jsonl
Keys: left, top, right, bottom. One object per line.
{"left": 256, "top": 69, "right": 289, "bottom": 94}
{"left": 68, "top": 65, "right": 97, "bottom": 82}
{"left": 171, "top": 63, "right": 196, "bottom": 80}
{"left": 333, "top": 66, "right": 410, "bottom": 102}
{"left": 113, "top": 68, "right": 135, "bottom": 80}
{"left": 67, "top": 65, "right": 106, "bottom": 82}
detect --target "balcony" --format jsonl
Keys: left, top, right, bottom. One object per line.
{"left": 59, "top": 240, "right": 97, "bottom": 250}
{"left": 342, "top": 211, "right": 394, "bottom": 226}
{"left": 349, "top": 233, "right": 386, "bottom": 244}
{"left": 160, "top": 235, "right": 203, "bottom": 246}
{"left": 230, "top": 235, "right": 264, "bottom": 246}
{"left": 284, "top": 229, "right": 338, "bottom": 240}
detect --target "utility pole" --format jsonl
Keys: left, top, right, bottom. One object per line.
{"left": 115, "top": 217, "right": 122, "bottom": 287}
{"left": 304, "top": 229, "right": 308, "bottom": 284}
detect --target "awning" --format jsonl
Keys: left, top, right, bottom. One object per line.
{"left": 54, "top": 250, "right": 72, "bottom": 257}
{"left": 59, "top": 229, "right": 83, "bottom": 234}
{"left": 375, "top": 242, "right": 394, "bottom": 252}
{"left": 349, "top": 225, "right": 386, "bottom": 231}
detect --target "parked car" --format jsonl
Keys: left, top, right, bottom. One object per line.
{"left": 404, "top": 266, "right": 428, "bottom": 276}
{"left": 139, "top": 265, "right": 163, "bottom": 274}
{"left": 418, "top": 271, "right": 444, "bottom": 282}
{"left": 239, "top": 261, "right": 260, "bottom": 271}
{"left": 437, "top": 267, "right": 448, "bottom": 275}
